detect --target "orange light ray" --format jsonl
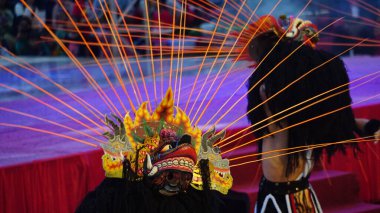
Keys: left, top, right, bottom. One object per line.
{"left": 0, "top": 54, "right": 104, "bottom": 122}
{"left": 95, "top": 0, "right": 141, "bottom": 111}
{"left": 57, "top": 0, "right": 127, "bottom": 116}
{"left": 189, "top": 0, "right": 265, "bottom": 123}
{"left": 175, "top": 0, "right": 189, "bottom": 106}
{"left": 174, "top": 0, "right": 186, "bottom": 102}
{"left": 348, "top": 0, "right": 380, "bottom": 17}
{"left": 77, "top": 0, "right": 138, "bottom": 112}
{"left": 237, "top": 0, "right": 261, "bottom": 20}
{"left": 228, "top": 136, "right": 374, "bottom": 161}
{"left": 169, "top": 0, "right": 177, "bottom": 89}
{"left": 176, "top": 0, "right": 189, "bottom": 108}
{"left": 48, "top": 2, "right": 247, "bottom": 36}
{"left": 219, "top": 71, "right": 379, "bottom": 148}
{"left": 80, "top": 0, "right": 121, "bottom": 76}
{"left": 192, "top": 0, "right": 250, "bottom": 27}
{"left": 42, "top": 35, "right": 231, "bottom": 49}
{"left": 155, "top": 0, "right": 164, "bottom": 99}
{"left": 0, "top": 52, "right": 232, "bottom": 126}
{"left": 114, "top": 0, "right": 151, "bottom": 105}
{"left": 181, "top": 67, "right": 245, "bottom": 97}
{"left": 219, "top": 69, "right": 380, "bottom": 146}
{"left": 0, "top": 64, "right": 106, "bottom": 132}
{"left": 229, "top": 137, "right": 374, "bottom": 167}
{"left": 201, "top": 1, "right": 315, "bottom": 129}
{"left": 227, "top": 0, "right": 253, "bottom": 20}
{"left": 318, "top": 42, "right": 380, "bottom": 47}
{"left": 0, "top": 123, "right": 99, "bottom": 147}
{"left": 356, "top": 0, "right": 380, "bottom": 14}
{"left": 149, "top": 0, "right": 248, "bottom": 30}
{"left": 183, "top": 0, "right": 230, "bottom": 113}
{"left": 312, "top": 1, "right": 379, "bottom": 27}
{"left": 0, "top": 107, "right": 104, "bottom": 143}
{"left": 47, "top": 21, "right": 236, "bottom": 42}
{"left": 216, "top": 37, "right": 367, "bottom": 146}
{"left": 92, "top": 0, "right": 143, "bottom": 108}
{"left": 42, "top": 37, "right": 243, "bottom": 56}
{"left": 0, "top": 83, "right": 103, "bottom": 136}
{"left": 107, "top": 1, "right": 153, "bottom": 110}
{"left": 97, "top": 0, "right": 142, "bottom": 112}
{"left": 96, "top": 0, "right": 239, "bottom": 31}
{"left": 321, "top": 31, "right": 380, "bottom": 44}
{"left": 20, "top": 0, "right": 121, "bottom": 117}
{"left": 41, "top": 38, "right": 229, "bottom": 51}
{"left": 142, "top": 0, "right": 157, "bottom": 109}
{"left": 146, "top": 59, "right": 239, "bottom": 95}
{"left": 190, "top": 5, "right": 297, "bottom": 121}
{"left": 193, "top": 0, "right": 304, "bottom": 126}
{"left": 194, "top": 0, "right": 293, "bottom": 126}
{"left": 222, "top": 92, "right": 380, "bottom": 155}
{"left": 209, "top": 18, "right": 344, "bottom": 133}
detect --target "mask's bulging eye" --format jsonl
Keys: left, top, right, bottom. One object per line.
{"left": 160, "top": 144, "right": 172, "bottom": 153}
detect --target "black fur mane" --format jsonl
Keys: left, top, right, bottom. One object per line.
{"left": 247, "top": 31, "right": 360, "bottom": 175}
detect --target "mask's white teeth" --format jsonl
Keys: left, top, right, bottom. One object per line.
{"left": 148, "top": 166, "right": 158, "bottom": 176}
{"left": 146, "top": 154, "right": 153, "bottom": 170}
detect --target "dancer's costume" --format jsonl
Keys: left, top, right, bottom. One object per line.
{"left": 76, "top": 88, "right": 233, "bottom": 213}
{"left": 240, "top": 14, "right": 380, "bottom": 211}
{"left": 255, "top": 152, "right": 322, "bottom": 213}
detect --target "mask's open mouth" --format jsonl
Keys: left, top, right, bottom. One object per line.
{"left": 145, "top": 140, "right": 197, "bottom": 196}
{"left": 151, "top": 170, "right": 193, "bottom": 196}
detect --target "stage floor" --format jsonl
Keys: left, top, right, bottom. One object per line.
{"left": 1, "top": 56, "right": 379, "bottom": 168}
{"left": 1, "top": 56, "right": 380, "bottom": 213}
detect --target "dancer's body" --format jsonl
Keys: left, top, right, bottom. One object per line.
{"left": 245, "top": 16, "right": 380, "bottom": 213}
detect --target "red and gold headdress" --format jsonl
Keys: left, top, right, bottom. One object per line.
{"left": 233, "top": 15, "right": 319, "bottom": 66}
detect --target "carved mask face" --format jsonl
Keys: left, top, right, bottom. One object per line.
{"left": 101, "top": 152, "right": 124, "bottom": 178}
{"left": 146, "top": 133, "right": 197, "bottom": 196}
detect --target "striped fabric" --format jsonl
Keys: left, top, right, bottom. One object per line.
{"left": 255, "top": 181, "right": 322, "bottom": 213}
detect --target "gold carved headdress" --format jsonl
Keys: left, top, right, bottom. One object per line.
{"left": 101, "top": 88, "right": 232, "bottom": 195}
